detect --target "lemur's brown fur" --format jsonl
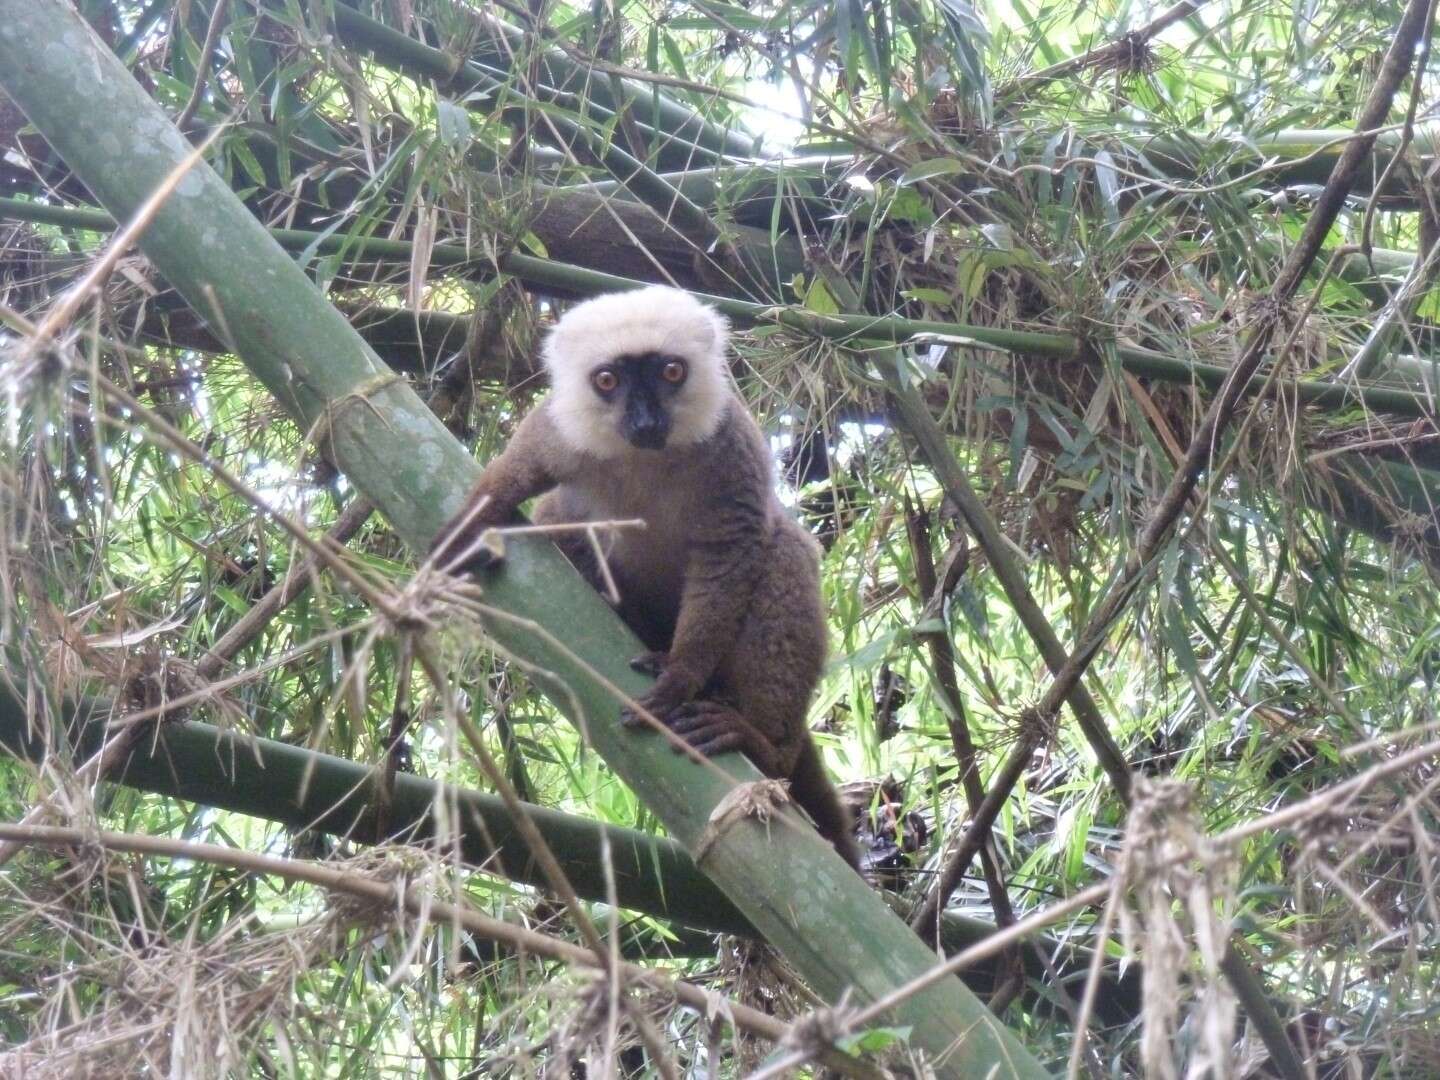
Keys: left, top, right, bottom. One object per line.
{"left": 433, "top": 288, "right": 860, "bottom": 870}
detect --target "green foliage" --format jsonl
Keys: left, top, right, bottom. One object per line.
{"left": 2, "top": 0, "right": 1439, "bottom": 1075}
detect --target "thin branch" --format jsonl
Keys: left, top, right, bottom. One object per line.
{"left": 908, "top": 723, "right": 1045, "bottom": 937}
{"left": 175, "top": 0, "right": 229, "bottom": 131}
{"left": 903, "top": 503, "right": 1018, "bottom": 938}
{"left": 196, "top": 497, "right": 375, "bottom": 680}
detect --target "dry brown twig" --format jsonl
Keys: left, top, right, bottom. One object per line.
{"left": 1116, "top": 780, "right": 1238, "bottom": 1080}
{"left": 174, "top": 0, "right": 230, "bottom": 131}
{"left": 414, "top": 641, "right": 684, "bottom": 1080}
{"left": 0, "top": 823, "right": 885, "bottom": 1079}
{"left": 22, "top": 124, "right": 223, "bottom": 351}
{"left": 1001, "top": 0, "right": 1207, "bottom": 98}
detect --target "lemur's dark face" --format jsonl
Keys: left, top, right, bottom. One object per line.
{"left": 588, "top": 351, "right": 690, "bottom": 450}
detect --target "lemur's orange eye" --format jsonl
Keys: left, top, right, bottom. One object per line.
{"left": 592, "top": 369, "right": 619, "bottom": 393}
{"left": 661, "top": 360, "right": 687, "bottom": 384}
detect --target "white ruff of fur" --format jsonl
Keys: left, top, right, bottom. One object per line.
{"left": 543, "top": 286, "right": 731, "bottom": 459}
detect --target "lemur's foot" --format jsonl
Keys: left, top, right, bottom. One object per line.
{"left": 627, "top": 650, "right": 669, "bottom": 678}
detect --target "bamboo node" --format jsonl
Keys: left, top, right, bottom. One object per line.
{"left": 782, "top": 994, "right": 861, "bottom": 1059}
{"left": 692, "top": 779, "right": 791, "bottom": 864}
{"left": 305, "top": 372, "right": 406, "bottom": 449}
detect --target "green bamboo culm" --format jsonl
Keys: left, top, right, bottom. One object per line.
{"left": 0, "top": 3, "right": 1049, "bottom": 1075}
